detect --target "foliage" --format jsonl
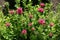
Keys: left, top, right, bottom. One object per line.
{"left": 0, "top": 0, "right": 60, "bottom": 40}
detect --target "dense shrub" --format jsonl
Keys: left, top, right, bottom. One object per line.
{"left": 0, "top": 0, "right": 60, "bottom": 40}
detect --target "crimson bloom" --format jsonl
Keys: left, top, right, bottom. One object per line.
{"left": 40, "top": 3, "right": 45, "bottom": 7}
{"left": 5, "top": 22, "right": 10, "bottom": 27}
{"left": 16, "top": 7, "right": 23, "bottom": 14}
{"left": 38, "top": 19, "right": 45, "bottom": 25}
{"left": 50, "top": 22, "right": 54, "bottom": 27}
{"left": 21, "top": 29, "right": 27, "bottom": 34}
{"left": 38, "top": 8, "right": 44, "bottom": 13}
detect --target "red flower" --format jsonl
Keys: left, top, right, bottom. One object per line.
{"left": 40, "top": 3, "right": 45, "bottom": 7}
{"left": 9, "top": 10, "right": 14, "bottom": 14}
{"left": 49, "top": 32, "right": 53, "bottom": 37}
{"left": 16, "top": 7, "right": 23, "bottom": 14}
{"left": 29, "top": 14, "right": 33, "bottom": 18}
{"left": 21, "top": 29, "right": 27, "bottom": 34}
{"left": 38, "top": 8, "right": 44, "bottom": 13}
{"left": 38, "top": 19, "right": 45, "bottom": 25}
{"left": 50, "top": 22, "right": 54, "bottom": 27}
{"left": 28, "top": 22, "right": 32, "bottom": 26}
{"left": 31, "top": 27, "right": 35, "bottom": 31}
{"left": 5, "top": 22, "right": 10, "bottom": 27}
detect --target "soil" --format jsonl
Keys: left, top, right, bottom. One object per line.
{"left": 0, "top": 0, "right": 5, "bottom": 6}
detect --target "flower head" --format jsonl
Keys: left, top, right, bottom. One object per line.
{"left": 40, "top": 3, "right": 45, "bottom": 7}
{"left": 50, "top": 22, "right": 54, "bottom": 27}
{"left": 38, "top": 8, "right": 44, "bottom": 13}
{"left": 16, "top": 7, "right": 23, "bottom": 14}
{"left": 5, "top": 22, "right": 10, "bottom": 27}
{"left": 31, "top": 27, "right": 35, "bottom": 31}
{"left": 38, "top": 19, "right": 45, "bottom": 25}
{"left": 21, "top": 29, "right": 27, "bottom": 34}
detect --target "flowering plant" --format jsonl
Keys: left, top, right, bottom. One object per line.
{"left": 0, "top": 0, "right": 60, "bottom": 40}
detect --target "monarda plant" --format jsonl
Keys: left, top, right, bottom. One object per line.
{"left": 0, "top": 0, "right": 60, "bottom": 40}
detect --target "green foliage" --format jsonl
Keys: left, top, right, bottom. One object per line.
{"left": 0, "top": 0, "right": 60, "bottom": 40}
